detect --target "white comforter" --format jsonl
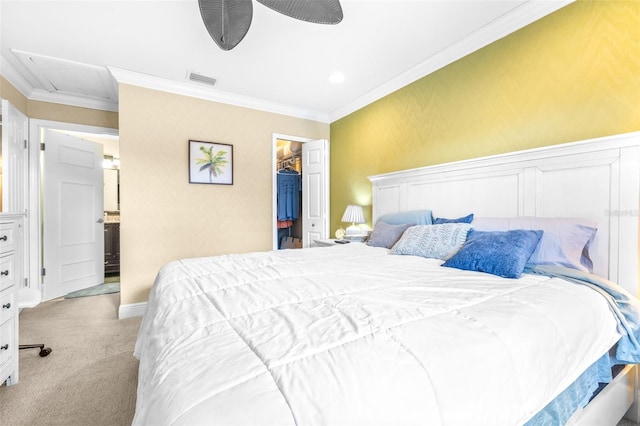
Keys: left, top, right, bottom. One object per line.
{"left": 133, "top": 244, "right": 620, "bottom": 426}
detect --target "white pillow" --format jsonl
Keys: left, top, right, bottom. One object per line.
{"left": 471, "top": 217, "right": 597, "bottom": 272}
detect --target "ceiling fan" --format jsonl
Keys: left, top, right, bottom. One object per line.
{"left": 198, "top": 0, "right": 343, "bottom": 51}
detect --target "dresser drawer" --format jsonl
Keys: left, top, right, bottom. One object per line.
{"left": 0, "top": 255, "right": 15, "bottom": 293}
{"left": 0, "top": 315, "right": 15, "bottom": 372}
{"left": 0, "top": 290, "right": 14, "bottom": 324}
{"left": 0, "top": 223, "right": 16, "bottom": 255}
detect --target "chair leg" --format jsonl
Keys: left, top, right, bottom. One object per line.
{"left": 19, "top": 344, "right": 52, "bottom": 357}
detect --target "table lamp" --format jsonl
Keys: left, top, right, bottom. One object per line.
{"left": 341, "top": 205, "right": 365, "bottom": 237}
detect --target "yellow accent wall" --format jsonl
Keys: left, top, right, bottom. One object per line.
{"left": 329, "top": 0, "right": 640, "bottom": 233}
{"left": 119, "top": 84, "right": 329, "bottom": 304}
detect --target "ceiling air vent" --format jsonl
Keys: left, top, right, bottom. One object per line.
{"left": 188, "top": 71, "right": 218, "bottom": 87}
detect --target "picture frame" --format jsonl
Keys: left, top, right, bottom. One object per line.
{"left": 188, "top": 140, "right": 233, "bottom": 185}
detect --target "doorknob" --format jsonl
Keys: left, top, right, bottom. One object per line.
{"left": 311, "top": 223, "right": 315, "bottom": 227}
{"left": 97, "top": 218, "right": 104, "bottom": 223}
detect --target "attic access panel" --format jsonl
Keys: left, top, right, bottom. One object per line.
{"left": 12, "top": 49, "right": 118, "bottom": 102}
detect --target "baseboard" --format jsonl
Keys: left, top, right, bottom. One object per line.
{"left": 118, "top": 301, "right": 147, "bottom": 319}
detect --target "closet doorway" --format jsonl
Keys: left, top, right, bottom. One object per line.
{"left": 272, "top": 134, "right": 329, "bottom": 250}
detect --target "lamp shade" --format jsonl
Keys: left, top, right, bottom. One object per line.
{"left": 341, "top": 205, "right": 365, "bottom": 224}
{"left": 341, "top": 205, "right": 365, "bottom": 237}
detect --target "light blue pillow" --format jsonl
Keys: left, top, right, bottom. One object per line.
{"left": 433, "top": 213, "right": 474, "bottom": 224}
{"left": 366, "top": 221, "right": 411, "bottom": 249}
{"left": 391, "top": 223, "right": 471, "bottom": 260}
{"left": 378, "top": 209, "right": 432, "bottom": 226}
{"left": 471, "top": 217, "right": 597, "bottom": 272}
{"left": 442, "top": 229, "right": 543, "bottom": 279}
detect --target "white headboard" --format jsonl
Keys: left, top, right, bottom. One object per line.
{"left": 369, "top": 132, "right": 640, "bottom": 296}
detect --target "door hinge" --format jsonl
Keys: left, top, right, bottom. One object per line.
{"left": 41, "top": 268, "right": 46, "bottom": 276}
{"left": 41, "top": 142, "right": 45, "bottom": 151}
{"left": 24, "top": 139, "right": 28, "bottom": 149}
{"left": 24, "top": 278, "right": 28, "bottom": 287}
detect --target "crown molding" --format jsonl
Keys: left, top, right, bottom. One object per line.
{"left": 28, "top": 88, "right": 119, "bottom": 112}
{"left": 328, "top": 0, "right": 574, "bottom": 123}
{"left": 108, "top": 67, "right": 330, "bottom": 123}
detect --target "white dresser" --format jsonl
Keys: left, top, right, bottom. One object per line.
{"left": 0, "top": 214, "right": 23, "bottom": 386}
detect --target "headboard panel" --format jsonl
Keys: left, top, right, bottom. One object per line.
{"left": 369, "top": 132, "right": 640, "bottom": 296}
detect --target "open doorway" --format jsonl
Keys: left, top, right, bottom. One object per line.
{"left": 276, "top": 139, "right": 302, "bottom": 249}
{"left": 271, "top": 133, "right": 330, "bottom": 250}
{"left": 29, "top": 119, "right": 119, "bottom": 300}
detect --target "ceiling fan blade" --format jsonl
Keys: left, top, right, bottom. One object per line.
{"left": 198, "top": 0, "right": 253, "bottom": 51}
{"left": 256, "top": 0, "right": 343, "bottom": 25}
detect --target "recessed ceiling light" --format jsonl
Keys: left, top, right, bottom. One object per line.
{"left": 328, "top": 72, "right": 345, "bottom": 84}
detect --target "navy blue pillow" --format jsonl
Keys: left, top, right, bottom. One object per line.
{"left": 433, "top": 214, "right": 474, "bottom": 224}
{"left": 442, "top": 229, "right": 543, "bottom": 278}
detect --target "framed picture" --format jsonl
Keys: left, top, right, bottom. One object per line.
{"left": 188, "top": 140, "right": 233, "bottom": 185}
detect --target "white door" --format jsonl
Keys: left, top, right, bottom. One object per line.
{"left": 1, "top": 100, "right": 30, "bottom": 301}
{"left": 301, "top": 139, "right": 329, "bottom": 247}
{"left": 1, "top": 100, "right": 29, "bottom": 213}
{"left": 43, "top": 129, "right": 104, "bottom": 300}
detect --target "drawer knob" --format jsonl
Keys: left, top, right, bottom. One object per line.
{"left": 0, "top": 236, "right": 7, "bottom": 241}
{"left": 0, "top": 271, "right": 8, "bottom": 276}
{"left": 2, "top": 303, "right": 10, "bottom": 309}
{"left": 0, "top": 344, "right": 8, "bottom": 351}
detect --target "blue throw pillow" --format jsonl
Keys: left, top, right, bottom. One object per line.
{"left": 433, "top": 213, "right": 474, "bottom": 224}
{"left": 442, "top": 229, "right": 543, "bottom": 279}
{"left": 378, "top": 209, "right": 433, "bottom": 226}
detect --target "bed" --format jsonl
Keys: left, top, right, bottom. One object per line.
{"left": 133, "top": 131, "right": 640, "bottom": 425}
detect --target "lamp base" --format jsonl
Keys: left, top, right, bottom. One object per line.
{"left": 345, "top": 224, "right": 362, "bottom": 237}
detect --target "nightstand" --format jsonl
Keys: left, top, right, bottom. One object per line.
{"left": 313, "top": 239, "right": 341, "bottom": 247}
{"left": 313, "top": 239, "right": 363, "bottom": 247}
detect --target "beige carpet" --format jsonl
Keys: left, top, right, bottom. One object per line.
{"left": 0, "top": 292, "right": 141, "bottom": 426}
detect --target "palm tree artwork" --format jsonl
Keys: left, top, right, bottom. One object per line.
{"left": 196, "top": 145, "right": 229, "bottom": 183}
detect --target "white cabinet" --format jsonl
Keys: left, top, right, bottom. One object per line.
{"left": 0, "top": 215, "right": 23, "bottom": 386}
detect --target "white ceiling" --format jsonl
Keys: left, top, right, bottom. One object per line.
{"left": 0, "top": 0, "right": 571, "bottom": 123}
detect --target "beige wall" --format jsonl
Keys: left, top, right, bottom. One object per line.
{"left": 119, "top": 84, "right": 329, "bottom": 304}
{"left": 2, "top": 75, "right": 328, "bottom": 306}
{"left": 1, "top": 76, "right": 28, "bottom": 115}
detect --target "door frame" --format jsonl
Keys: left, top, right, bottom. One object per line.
{"left": 271, "top": 133, "right": 330, "bottom": 250}
{"left": 28, "top": 119, "right": 118, "bottom": 296}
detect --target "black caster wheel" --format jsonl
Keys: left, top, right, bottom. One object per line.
{"left": 39, "top": 347, "right": 52, "bottom": 357}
